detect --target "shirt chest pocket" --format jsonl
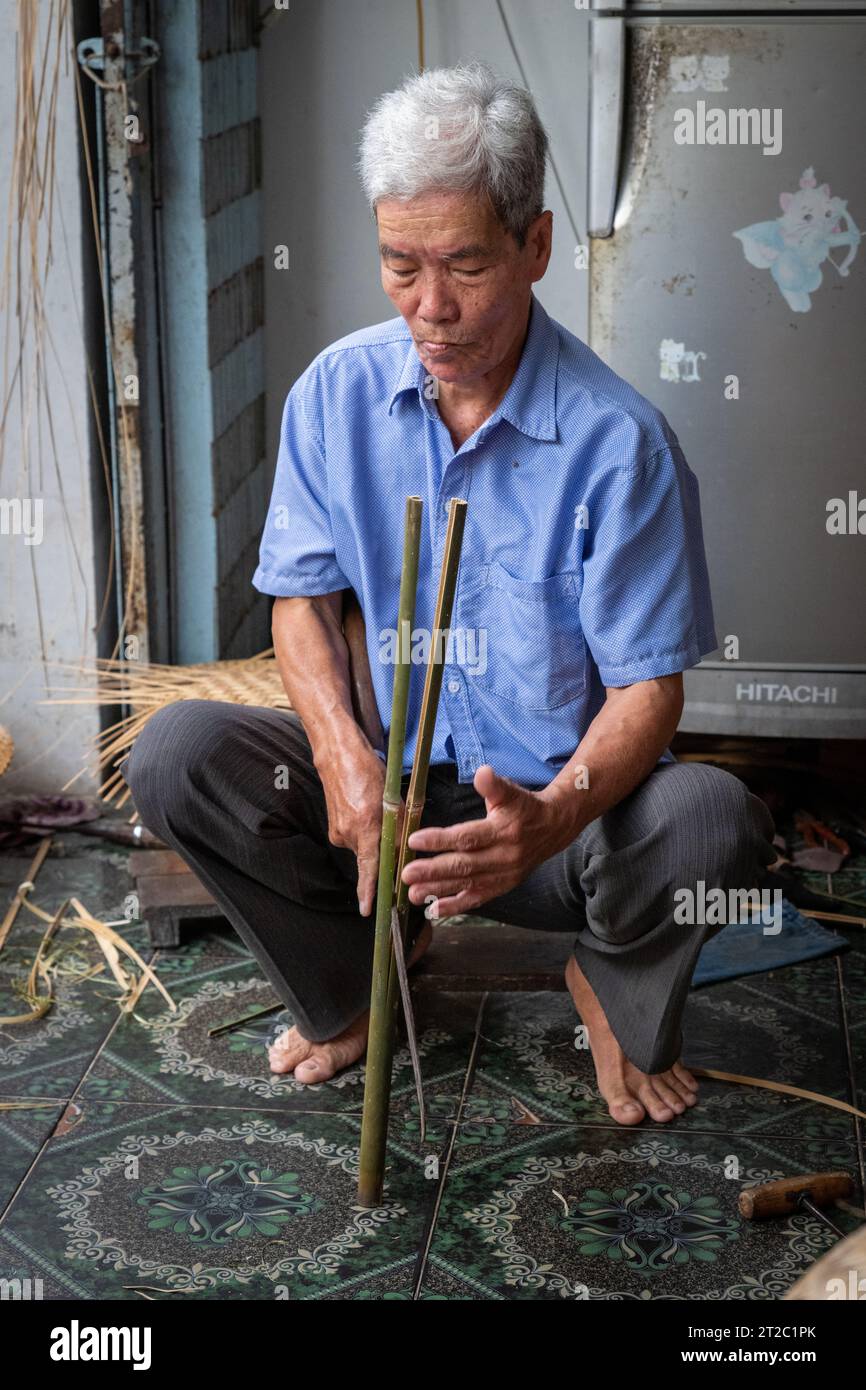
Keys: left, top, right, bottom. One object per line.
{"left": 460, "top": 562, "right": 587, "bottom": 711}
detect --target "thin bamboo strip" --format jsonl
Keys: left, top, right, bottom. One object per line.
{"left": 692, "top": 1067, "right": 866, "bottom": 1121}
{"left": 14, "top": 894, "right": 177, "bottom": 1016}
{"left": 802, "top": 909, "right": 866, "bottom": 928}
{"left": 0, "top": 896, "right": 68, "bottom": 1025}
{"left": 208, "top": 1002, "right": 283, "bottom": 1038}
{"left": 0, "top": 1099, "right": 59, "bottom": 1112}
{"left": 0, "top": 834, "right": 52, "bottom": 953}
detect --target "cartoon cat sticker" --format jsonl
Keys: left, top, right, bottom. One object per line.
{"left": 734, "top": 167, "right": 860, "bottom": 312}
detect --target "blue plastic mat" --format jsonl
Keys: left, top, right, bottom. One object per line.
{"left": 692, "top": 897, "right": 849, "bottom": 988}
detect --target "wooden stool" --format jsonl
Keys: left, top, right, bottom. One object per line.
{"left": 130, "top": 850, "right": 223, "bottom": 948}
{"left": 128, "top": 849, "right": 572, "bottom": 986}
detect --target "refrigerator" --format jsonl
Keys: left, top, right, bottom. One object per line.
{"left": 587, "top": 0, "right": 866, "bottom": 738}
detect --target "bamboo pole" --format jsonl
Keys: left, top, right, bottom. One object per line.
{"left": 357, "top": 497, "right": 468, "bottom": 1207}
{"left": 394, "top": 498, "right": 468, "bottom": 918}
{"left": 357, "top": 497, "right": 423, "bottom": 1207}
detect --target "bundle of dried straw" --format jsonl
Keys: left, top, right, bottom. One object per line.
{"left": 44, "top": 650, "right": 290, "bottom": 808}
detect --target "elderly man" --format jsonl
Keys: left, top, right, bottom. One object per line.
{"left": 124, "top": 62, "right": 776, "bottom": 1126}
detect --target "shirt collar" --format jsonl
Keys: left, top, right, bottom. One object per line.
{"left": 386, "top": 293, "right": 559, "bottom": 442}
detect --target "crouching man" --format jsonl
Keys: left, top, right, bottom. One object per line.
{"left": 123, "top": 62, "right": 776, "bottom": 1125}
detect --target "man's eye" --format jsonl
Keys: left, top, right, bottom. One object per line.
{"left": 456, "top": 267, "right": 486, "bottom": 277}
{"left": 390, "top": 266, "right": 416, "bottom": 277}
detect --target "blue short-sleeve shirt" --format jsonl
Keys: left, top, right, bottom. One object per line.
{"left": 253, "top": 294, "right": 717, "bottom": 788}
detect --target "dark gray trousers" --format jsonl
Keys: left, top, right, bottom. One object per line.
{"left": 121, "top": 699, "right": 777, "bottom": 1074}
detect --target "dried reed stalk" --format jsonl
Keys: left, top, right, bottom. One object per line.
{"left": 0, "top": 893, "right": 177, "bottom": 1026}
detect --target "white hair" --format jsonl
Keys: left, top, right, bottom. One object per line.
{"left": 358, "top": 61, "right": 548, "bottom": 246}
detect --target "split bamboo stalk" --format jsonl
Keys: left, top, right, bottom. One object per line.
{"left": 357, "top": 497, "right": 468, "bottom": 1207}
{"left": 385, "top": 499, "right": 468, "bottom": 1142}
{"left": 357, "top": 497, "right": 423, "bottom": 1208}
{"left": 393, "top": 498, "right": 468, "bottom": 923}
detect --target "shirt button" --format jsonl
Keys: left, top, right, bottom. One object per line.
{"left": 447, "top": 679, "right": 460, "bottom": 694}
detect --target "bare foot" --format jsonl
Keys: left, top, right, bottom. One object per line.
{"left": 566, "top": 955, "right": 699, "bottom": 1125}
{"left": 267, "top": 921, "right": 433, "bottom": 1083}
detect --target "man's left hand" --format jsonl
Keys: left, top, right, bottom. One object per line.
{"left": 401, "top": 765, "right": 578, "bottom": 918}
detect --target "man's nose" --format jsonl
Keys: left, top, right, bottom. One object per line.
{"left": 416, "top": 273, "right": 459, "bottom": 324}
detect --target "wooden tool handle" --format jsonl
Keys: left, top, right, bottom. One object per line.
{"left": 739, "top": 1171, "right": 854, "bottom": 1221}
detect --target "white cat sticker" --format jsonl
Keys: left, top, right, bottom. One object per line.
{"left": 670, "top": 54, "right": 730, "bottom": 94}
{"left": 660, "top": 340, "right": 707, "bottom": 383}
{"left": 733, "top": 166, "right": 861, "bottom": 312}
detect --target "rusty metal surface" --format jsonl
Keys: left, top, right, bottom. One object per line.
{"left": 98, "top": 2, "right": 152, "bottom": 660}
{"left": 590, "top": 23, "right": 784, "bottom": 350}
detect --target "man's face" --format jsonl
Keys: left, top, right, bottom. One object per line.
{"left": 376, "top": 190, "right": 552, "bottom": 385}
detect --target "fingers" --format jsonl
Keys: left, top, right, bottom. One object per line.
{"left": 425, "top": 888, "right": 482, "bottom": 918}
{"left": 401, "top": 849, "right": 500, "bottom": 896}
{"left": 474, "top": 763, "right": 523, "bottom": 810}
{"left": 407, "top": 877, "right": 470, "bottom": 905}
{"left": 407, "top": 817, "right": 497, "bottom": 853}
{"left": 406, "top": 765, "right": 526, "bottom": 853}
{"left": 355, "top": 828, "right": 381, "bottom": 918}
{"left": 407, "top": 873, "right": 499, "bottom": 915}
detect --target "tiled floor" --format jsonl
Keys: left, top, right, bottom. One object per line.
{"left": 0, "top": 832, "right": 863, "bottom": 1300}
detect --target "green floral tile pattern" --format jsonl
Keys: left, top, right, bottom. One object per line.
{"left": 0, "top": 968, "right": 122, "bottom": 1100}
{"left": 467, "top": 979, "right": 856, "bottom": 1140}
{"left": 421, "top": 1128, "right": 861, "bottom": 1300}
{"left": 79, "top": 960, "right": 483, "bottom": 1122}
{"left": 1, "top": 829, "right": 863, "bottom": 1300}
{"left": 137, "top": 1159, "right": 324, "bottom": 1243}
{"left": 0, "top": 1103, "right": 439, "bottom": 1300}
{"left": 0, "top": 1097, "right": 65, "bottom": 1215}
{"left": 558, "top": 1182, "right": 739, "bottom": 1267}
{"left": 0, "top": 846, "right": 146, "bottom": 949}
{"left": 150, "top": 927, "right": 252, "bottom": 975}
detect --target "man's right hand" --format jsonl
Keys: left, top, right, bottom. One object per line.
{"left": 315, "top": 742, "right": 401, "bottom": 918}
{"left": 271, "top": 592, "right": 397, "bottom": 920}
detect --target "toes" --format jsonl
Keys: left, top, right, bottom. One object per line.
{"left": 606, "top": 1091, "right": 646, "bottom": 1126}
{"left": 662, "top": 1069, "right": 698, "bottom": 1107}
{"left": 294, "top": 1042, "right": 357, "bottom": 1085}
{"left": 636, "top": 1081, "right": 675, "bottom": 1123}
{"left": 673, "top": 1061, "right": 699, "bottom": 1093}
{"left": 269, "top": 1051, "right": 303, "bottom": 1075}
{"left": 650, "top": 1075, "right": 686, "bottom": 1115}
{"left": 267, "top": 1028, "right": 309, "bottom": 1075}
{"left": 294, "top": 1055, "right": 326, "bottom": 1083}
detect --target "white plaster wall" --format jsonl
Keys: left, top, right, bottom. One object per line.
{"left": 0, "top": 6, "right": 102, "bottom": 795}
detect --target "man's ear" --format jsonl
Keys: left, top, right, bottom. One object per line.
{"left": 527, "top": 209, "right": 553, "bottom": 283}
